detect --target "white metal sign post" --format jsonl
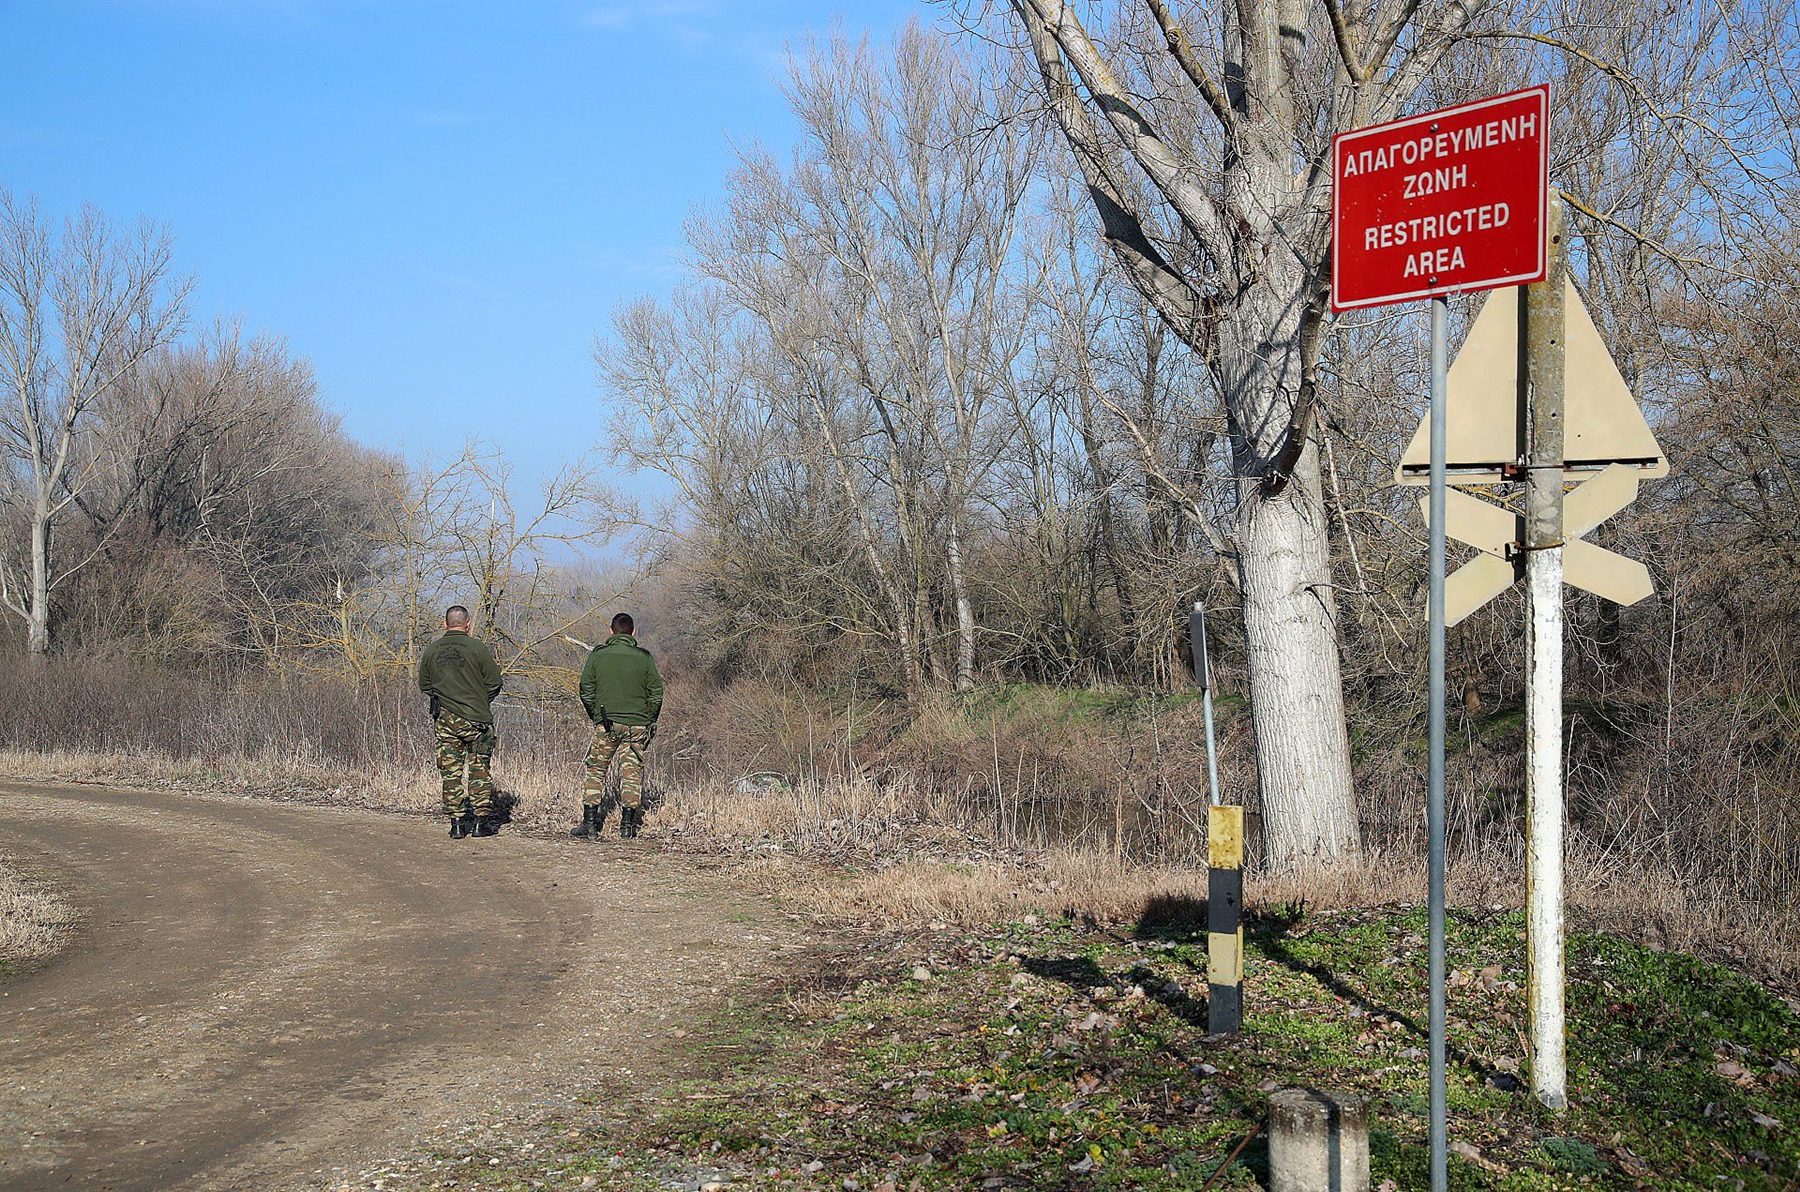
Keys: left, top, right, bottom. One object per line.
{"left": 1425, "top": 287, "right": 1452, "bottom": 1191}
{"left": 1334, "top": 86, "right": 1550, "bottom": 1192}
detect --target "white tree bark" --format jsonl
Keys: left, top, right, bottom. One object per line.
{"left": 945, "top": 516, "right": 978, "bottom": 692}
{"left": 26, "top": 502, "right": 50, "bottom": 656}
{"left": 1237, "top": 446, "right": 1359, "bottom": 859}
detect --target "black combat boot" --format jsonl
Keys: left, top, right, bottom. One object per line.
{"left": 620, "top": 805, "right": 641, "bottom": 839}
{"left": 569, "top": 803, "right": 600, "bottom": 838}
{"left": 473, "top": 815, "right": 500, "bottom": 837}
{"left": 450, "top": 813, "right": 472, "bottom": 839}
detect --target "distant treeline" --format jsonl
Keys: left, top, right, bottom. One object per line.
{"left": 0, "top": 189, "right": 621, "bottom": 681}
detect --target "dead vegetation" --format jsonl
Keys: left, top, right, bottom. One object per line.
{"left": 0, "top": 660, "right": 1790, "bottom": 996}
{"left": 0, "top": 850, "right": 77, "bottom": 968}
{"left": 658, "top": 782, "right": 1798, "bottom": 994}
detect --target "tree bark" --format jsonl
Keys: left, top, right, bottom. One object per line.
{"left": 27, "top": 504, "right": 50, "bottom": 656}
{"left": 945, "top": 516, "right": 977, "bottom": 692}
{"left": 1218, "top": 255, "right": 1360, "bottom": 863}
{"left": 1235, "top": 444, "right": 1359, "bottom": 859}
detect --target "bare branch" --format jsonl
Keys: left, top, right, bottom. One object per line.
{"left": 1321, "top": 0, "right": 1371, "bottom": 83}
{"left": 1013, "top": 0, "right": 1216, "bottom": 341}
{"left": 1013, "top": 0, "right": 1233, "bottom": 272}
{"left": 1143, "top": 0, "right": 1237, "bottom": 122}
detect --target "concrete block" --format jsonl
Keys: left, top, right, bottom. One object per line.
{"left": 1268, "top": 1088, "right": 1370, "bottom": 1192}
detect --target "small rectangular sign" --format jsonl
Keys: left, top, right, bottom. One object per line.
{"left": 1188, "top": 604, "right": 1210, "bottom": 692}
{"left": 1331, "top": 86, "right": 1549, "bottom": 312}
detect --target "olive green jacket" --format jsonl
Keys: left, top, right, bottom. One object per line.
{"left": 579, "top": 634, "right": 663, "bottom": 727}
{"left": 417, "top": 631, "right": 503, "bottom": 725}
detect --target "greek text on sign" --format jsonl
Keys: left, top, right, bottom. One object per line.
{"left": 1332, "top": 86, "right": 1549, "bottom": 311}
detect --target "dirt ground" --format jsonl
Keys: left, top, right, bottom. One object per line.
{"left": 0, "top": 780, "right": 812, "bottom": 1192}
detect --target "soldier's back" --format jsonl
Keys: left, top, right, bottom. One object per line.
{"left": 421, "top": 633, "right": 499, "bottom": 723}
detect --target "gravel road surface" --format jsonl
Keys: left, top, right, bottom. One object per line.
{"left": 0, "top": 780, "right": 799, "bottom": 1191}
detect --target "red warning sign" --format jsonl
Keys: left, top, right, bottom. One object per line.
{"left": 1331, "top": 86, "right": 1549, "bottom": 312}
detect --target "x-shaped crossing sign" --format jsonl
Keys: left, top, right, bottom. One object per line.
{"left": 1422, "top": 463, "right": 1653, "bottom": 627}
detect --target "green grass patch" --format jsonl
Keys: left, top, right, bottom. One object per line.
{"left": 376, "top": 908, "right": 1800, "bottom": 1190}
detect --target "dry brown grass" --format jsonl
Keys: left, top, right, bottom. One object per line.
{"left": 4, "top": 735, "right": 1793, "bottom": 995}
{"left": 767, "top": 845, "right": 1788, "bottom": 994}
{"left": 793, "top": 850, "right": 1207, "bottom": 926}
{"left": 635, "top": 773, "right": 1799, "bottom": 990}
{"left": 0, "top": 850, "right": 78, "bottom": 967}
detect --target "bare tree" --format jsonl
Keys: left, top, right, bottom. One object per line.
{"left": 988, "top": 0, "right": 1795, "bottom": 863}
{"left": 297, "top": 443, "right": 629, "bottom": 690}
{"left": 600, "top": 283, "right": 895, "bottom": 681}
{"left": 1031, "top": 176, "right": 1239, "bottom": 680}
{"left": 0, "top": 191, "right": 189, "bottom": 655}
{"left": 692, "top": 26, "right": 1042, "bottom": 694}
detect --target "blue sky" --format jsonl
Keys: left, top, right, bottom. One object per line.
{"left": 0, "top": 0, "right": 923, "bottom": 498}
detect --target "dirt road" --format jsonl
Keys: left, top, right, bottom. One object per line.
{"left": 0, "top": 780, "right": 803, "bottom": 1191}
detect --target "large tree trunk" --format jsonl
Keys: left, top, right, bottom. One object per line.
{"left": 1236, "top": 447, "right": 1360, "bottom": 860}
{"left": 1218, "top": 254, "right": 1360, "bottom": 864}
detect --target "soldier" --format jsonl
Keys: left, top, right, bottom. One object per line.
{"left": 417, "top": 605, "right": 504, "bottom": 839}
{"left": 570, "top": 612, "right": 663, "bottom": 840}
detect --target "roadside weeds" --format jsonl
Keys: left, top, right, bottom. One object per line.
{"left": 0, "top": 847, "right": 78, "bottom": 971}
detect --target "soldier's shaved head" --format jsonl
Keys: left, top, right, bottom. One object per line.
{"left": 611, "top": 612, "right": 634, "bottom": 635}
{"left": 445, "top": 605, "right": 471, "bottom": 630}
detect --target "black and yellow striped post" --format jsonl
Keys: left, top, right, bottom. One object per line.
{"left": 1207, "top": 802, "right": 1245, "bottom": 1034}
{"left": 1190, "top": 600, "right": 1244, "bottom": 1033}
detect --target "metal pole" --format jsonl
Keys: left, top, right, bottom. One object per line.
{"left": 1193, "top": 601, "right": 1241, "bottom": 1033}
{"left": 1427, "top": 293, "right": 1449, "bottom": 1192}
{"left": 1192, "top": 602, "right": 1223, "bottom": 807}
{"left": 1524, "top": 201, "right": 1570, "bottom": 1111}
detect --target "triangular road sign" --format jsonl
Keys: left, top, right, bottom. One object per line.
{"left": 1396, "top": 277, "right": 1667, "bottom": 485}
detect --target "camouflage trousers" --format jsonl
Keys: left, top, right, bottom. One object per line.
{"left": 435, "top": 710, "right": 495, "bottom": 817}
{"left": 584, "top": 725, "right": 651, "bottom": 809}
